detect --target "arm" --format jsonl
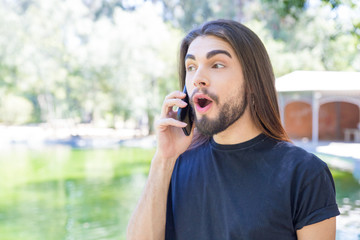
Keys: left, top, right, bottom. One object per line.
{"left": 126, "top": 91, "right": 194, "bottom": 240}
{"left": 296, "top": 217, "right": 336, "bottom": 240}
{"left": 126, "top": 155, "right": 176, "bottom": 240}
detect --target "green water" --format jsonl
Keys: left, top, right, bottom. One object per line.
{"left": 0, "top": 146, "right": 154, "bottom": 240}
{"left": 0, "top": 146, "right": 359, "bottom": 239}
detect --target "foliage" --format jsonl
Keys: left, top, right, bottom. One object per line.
{"left": 0, "top": 94, "right": 33, "bottom": 124}
{"left": 244, "top": 0, "right": 360, "bottom": 76}
{"left": 0, "top": 0, "right": 359, "bottom": 130}
{"left": 0, "top": 0, "right": 181, "bottom": 130}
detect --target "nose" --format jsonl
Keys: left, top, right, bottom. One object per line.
{"left": 193, "top": 67, "right": 209, "bottom": 88}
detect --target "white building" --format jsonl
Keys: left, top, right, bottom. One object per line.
{"left": 276, "top": 71, "right": 360, "bottom": 144}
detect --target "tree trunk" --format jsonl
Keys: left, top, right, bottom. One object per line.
{"left": 147, "top": 109, "right": 155, "bottom": 135}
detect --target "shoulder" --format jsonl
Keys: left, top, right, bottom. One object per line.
{"left": 262, "top": 137, "right": 327, "bottom": 169}
{"left": 255, "top": 137, "right": 330, "bottom": 187}
{"left": 257, "top": 138, "right": 339, "bottom": 227}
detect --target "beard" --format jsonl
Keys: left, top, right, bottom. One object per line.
{"left": 191, "top": 88, "right": 248, "bottom": 137}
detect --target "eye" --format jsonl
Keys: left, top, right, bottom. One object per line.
{"left": 213, "top": 63, "right": 225, "bottom": 69}
{"left": 186, "top": 65, "right": 196, "bottom": 72}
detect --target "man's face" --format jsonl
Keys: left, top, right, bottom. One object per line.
{"left": 185, "top": 35, "right": 248, "bottom": 136}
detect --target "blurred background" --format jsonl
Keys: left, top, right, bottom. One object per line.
{"left": 0, "top": 0, "right": 359, "bottom": 239}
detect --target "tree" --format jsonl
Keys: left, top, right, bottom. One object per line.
{"left": 0, "top": 0, "right": 359, "bottom": 132}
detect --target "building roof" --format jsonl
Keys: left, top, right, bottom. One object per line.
{"left": 276, "top": 71, "right": 360, "bottom": 92}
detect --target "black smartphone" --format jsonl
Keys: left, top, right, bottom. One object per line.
{"left": 177, "top": 86, "right": 193, "bottom": 136}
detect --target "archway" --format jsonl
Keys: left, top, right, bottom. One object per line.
{"left": 319, "top": 102, "right": 359, "bottom": 141}
{"left": 284, "top": 101, "right": 312, "bottom": 140}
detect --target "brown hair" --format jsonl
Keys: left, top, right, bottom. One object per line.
{"left": 179, "top": 19, "right": 290, "bottom": 148}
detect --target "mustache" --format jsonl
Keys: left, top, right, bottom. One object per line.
{"left": 190, "top": 88, "right": 219, "bottom": 105}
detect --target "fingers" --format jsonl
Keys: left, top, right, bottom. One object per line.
{"left": 161, "top": 91, "right": 188, "bottom": 118}
{"left": 165, "top": 91, "right": 186, "bottom": 100}
{"left": 156, "top": 118, "right": 187, "bottom": 131}
{"left": 162, "top": 99, "right": 187, "bottom": 116}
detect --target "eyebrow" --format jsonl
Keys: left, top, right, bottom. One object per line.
{"left": 206, "top": 49, "right": 232, "bottom": 59}
{"left": 185, "top": 54, "right": 196, "bottom": 61}
{"left": 185, "top": 49, "right": 232, "bottom": 61}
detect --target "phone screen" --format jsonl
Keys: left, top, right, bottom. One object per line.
{"left": 177, "top": 86, "right": 193, "bottom": 136}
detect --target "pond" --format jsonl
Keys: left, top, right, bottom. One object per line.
{"left": 0, "top": 146, "right": 359, "bottom": 240}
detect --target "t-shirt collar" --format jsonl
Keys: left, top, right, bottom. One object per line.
{"left": 210, "top": 133, "right": 267, "bottom": 151}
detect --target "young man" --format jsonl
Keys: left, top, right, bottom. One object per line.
{"left": 127, "top": 20, "right": 340, "bottom": 239}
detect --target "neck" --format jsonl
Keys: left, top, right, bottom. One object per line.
{"left": 213, "top": 109, "right": 261, "bottom": 145}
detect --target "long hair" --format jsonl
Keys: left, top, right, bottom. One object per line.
{"left": 179, "top": 19, "right": 290, "bottom": 149}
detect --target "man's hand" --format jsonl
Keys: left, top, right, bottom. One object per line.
{"left": 127, "top": 90, "right": 194, "bottom": 240}
{"left": 155, "top": 90, "right": 194, "bottom": 161}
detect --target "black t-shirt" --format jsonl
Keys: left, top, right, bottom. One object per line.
{"left": 165, "top": 134, "right": 340, "bottom": 239}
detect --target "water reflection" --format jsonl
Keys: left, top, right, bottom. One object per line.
{"left": 0, "top": 147, "right": 151, "bottom": 240}
{"left": 0, "top": 147, "right": 359, "bottom": 239}
{"left": 333, "top": 169, "right": 360, "bottom": 239}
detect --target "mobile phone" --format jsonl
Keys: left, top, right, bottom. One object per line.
{"left": 177, "top": 86, "right": 193, "bottom": 136}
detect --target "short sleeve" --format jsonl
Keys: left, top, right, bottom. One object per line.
{"left": 294, "top": 165, "right": 340, "bottom": 230}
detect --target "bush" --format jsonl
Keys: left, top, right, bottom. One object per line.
{"left": 0, "top": 94, "right": 33, "bottom": 124}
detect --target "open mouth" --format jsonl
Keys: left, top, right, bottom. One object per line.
{"left": 198, "top": 98, "right": 212, "bottom": 108}
{"left": 194, "top": 94, "right": 214, "bottom": 113}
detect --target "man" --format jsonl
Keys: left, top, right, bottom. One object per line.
{"left": 127, "top": 19, "right": 340, "bottom": 239}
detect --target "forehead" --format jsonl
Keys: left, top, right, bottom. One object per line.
{"left": 187, "top": 35, "right": 234, "bottom": 57}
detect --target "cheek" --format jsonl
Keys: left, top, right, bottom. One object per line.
{"left": 217, "top": 79, "right": 243, "bottom": 101}
{"left": 185, "top": 78, "right": 195, "bottom": 96}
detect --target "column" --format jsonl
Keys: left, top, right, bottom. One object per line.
{"left": 278, "top": 93, "right": 285, "bottom": 125}
{"left": 312, "top": 92, "right": 321, "bottom": 145}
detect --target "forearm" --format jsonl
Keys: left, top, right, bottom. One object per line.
{"left": 126, "top": 155, "right": 177, "bottom": 240}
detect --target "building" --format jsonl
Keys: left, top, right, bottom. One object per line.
{"left": 276, "top": 71, "right": 360, "bottom": 144}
